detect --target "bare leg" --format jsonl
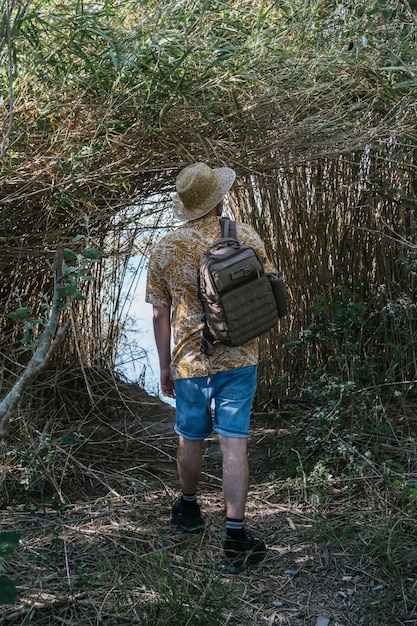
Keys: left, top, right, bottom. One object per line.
{"left": 217, "top": 435, "right": 266, "bottom": 573}
{"left": 218, "top": 435, "right": 249, "bottom": 519}
{"left": 177, "top": 436, "right": 203, "bottom": 494}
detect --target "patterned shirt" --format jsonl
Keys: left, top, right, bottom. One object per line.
{"left": 145, "top": 213, "right": 272, "bottom": 380}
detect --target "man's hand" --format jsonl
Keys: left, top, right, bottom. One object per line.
{"left": 160, "top": 367, "right": 175, "bottom": 398}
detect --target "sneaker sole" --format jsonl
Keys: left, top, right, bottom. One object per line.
{"left": 219, "top": 559, "right": 246, "bottom": 574}
{"left": 219, "top": 550, "right": 266, "bottom": 574}
{"left": 170, "top": 517, "right": 205, "bottom": 533}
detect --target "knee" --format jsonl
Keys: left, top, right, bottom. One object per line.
{"left": 219, "top": 435, "right": 248, "bottom": 461}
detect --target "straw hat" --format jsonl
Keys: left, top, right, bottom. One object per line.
{"left": 173, "top": 162, "right": 236, "bottom": 221}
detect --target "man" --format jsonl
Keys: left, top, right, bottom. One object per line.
{"left": 145, "top": 162, "right": 271, "bottom": 574}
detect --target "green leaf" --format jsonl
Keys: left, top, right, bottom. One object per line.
{"left": 73, "top": 293, "right": 87, "bottom": 301}
{"left": 82, "top": 248, "right": 100, "bottom": 260}
{"left": 26, "top": 319, "right": 43, "bottom": 327}
{"left": 57, "top": 284, "right": 78, "bottom": 298}
{"left": 60, "top": 433, "right": 77, "bottom": 445}
{"left": 23, "top": 319, "right": 43, "bottom": 330}
{"left": 0, "top": 533, "right": 21, "bottom": 560}
{"left": 62, "top": 265, "right": 77, "bottom": 276}
{"left": 0, "top": 576, "right": 17, "bottom": 605}
{"left": 63, "top": 248, "right": 78, "bottom": 261}
{"left": 8, "top": 307, "right": 32, "bottom": 321}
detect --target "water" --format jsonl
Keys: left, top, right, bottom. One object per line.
{"left": 116, "top": 256, "right": 176, "bottom": 408}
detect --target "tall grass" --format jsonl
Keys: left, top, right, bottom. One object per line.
{"left": 0, "top": 0, "right": 416, "bottom": 404}
{"left": 1, "top": 8, "right": 417, "bottom": 625}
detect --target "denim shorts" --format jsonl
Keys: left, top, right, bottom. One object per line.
{"left": 174, "top": 365, "right": 257, "bottom": 440}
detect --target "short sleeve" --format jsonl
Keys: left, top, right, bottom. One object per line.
{"left": 145, "top": 246, "right": 172, "bottom": 308}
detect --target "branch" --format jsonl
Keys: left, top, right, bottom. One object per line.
{"left": 399, "top": 0, "right": 417, "bottom": 28}
{"left": 0, "top": 0, "right": 15, "bottom": 160}
{"left": 0, "top": 253, "right": 69, "bottom": 439}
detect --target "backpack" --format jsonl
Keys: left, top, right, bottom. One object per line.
{"left": 197, "top": 217, "right": 287, "bottom": 356}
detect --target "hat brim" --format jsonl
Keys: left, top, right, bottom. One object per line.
{"left": 173, "top": 166, "right": 236, "bottom": 221}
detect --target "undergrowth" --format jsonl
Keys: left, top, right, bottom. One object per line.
{"left": 1, "top": 366, "right": 417, "bottom": 624}
{"left": 265, "top": 375, "right": 417, "bottom": 625}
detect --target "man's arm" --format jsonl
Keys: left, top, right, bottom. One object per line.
{"left": 152, "top": 305, "right": 175, "bottom": 398}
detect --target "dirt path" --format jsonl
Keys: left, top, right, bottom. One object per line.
{"left": 1, "top": 385, "right": 401, "bottom": 625}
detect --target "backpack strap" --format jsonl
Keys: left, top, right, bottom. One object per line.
{"left": 219, "top": 217, "right": 237, "bottom": 239}
{"left": 200, "top": 322, "right": 215, "bottom": 356}
{"left": 199, "top": 218, "right": 238, "bottom": 356}
{"left": 200, "top": 217, "right": 236, "bottom": 356}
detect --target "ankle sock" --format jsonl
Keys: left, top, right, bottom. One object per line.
{"left": 181, "top": 492, "right": 199, "bottom": 512}
{"left": 226, "top": 517, "right": 245, "bottom": 542}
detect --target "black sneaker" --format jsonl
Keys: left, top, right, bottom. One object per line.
{"left": 219, "top": 530, "right": 267, "bottom": 574}
{"left": 170, "top": 497, "right": 205, "bottom": 533}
